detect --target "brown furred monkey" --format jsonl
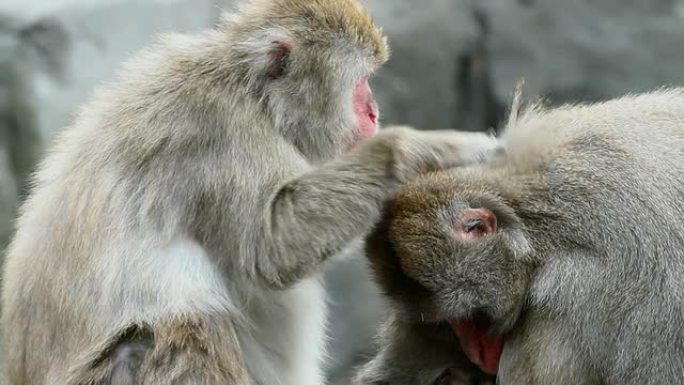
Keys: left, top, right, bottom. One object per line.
{"left": 0, "top": 1, "right": 500, "bottom": 384}
{"left": 356, "top": 89, "right": 684, "bottom": 385}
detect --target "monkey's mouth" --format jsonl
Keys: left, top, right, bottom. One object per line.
{"left": 449, "top": 316, "right": 503, "bottom": 375}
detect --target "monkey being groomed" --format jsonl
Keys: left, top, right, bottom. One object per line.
{"left": 0, "top": 1, "right": 501, "bottom": 384}
{"left": 356, "top": 89, "right": 684, "bottom": 385}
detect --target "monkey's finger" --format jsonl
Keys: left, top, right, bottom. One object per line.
{"left": 411, "top": 130, "right": 501, "bottom": 171}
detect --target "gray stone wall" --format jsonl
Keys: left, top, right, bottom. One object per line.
{"left": 1, "top": 0, "right": 683, "bottom": 383}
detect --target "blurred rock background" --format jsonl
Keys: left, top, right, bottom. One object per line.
{"left": 0, "top": 0, "right": 683, "bottom": 383}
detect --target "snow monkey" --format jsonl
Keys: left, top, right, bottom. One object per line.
{"left": 0, "top": 0, "right": 500, "bottom": 384}
{"left": 356, "top": 89, "right": 684, "bottom": 385}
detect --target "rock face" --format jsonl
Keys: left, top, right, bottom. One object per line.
{"left": 483, "top": 0, "right": 684, "bottom": 106}
{"left": 1, "top": 0, "right": 684, "bottom": 383}
{"left": 364, "top": 0, "right": 491, "bottom": 131}
{"left": 0, "top": 0, "right": 223, "bottom": 143}
{"left": 0, "top": 145, "right": 17, "bottom": 253}
{"left": 367, "top": 0, "right": 684, "bottom": 133}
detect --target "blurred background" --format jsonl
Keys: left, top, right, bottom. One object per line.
{"left": 0, "top": 0, "right": 683, "bottom": 383}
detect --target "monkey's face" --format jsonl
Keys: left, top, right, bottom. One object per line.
{"left": 367, "top": 170, "right": 535, "bottom": 374}
{"left": 350, "top": 75, "right": 380, "bottom": 147}
{"left": 234, "top": 0, "right": 389, "bottom": 162}
{"left": 260, "top": 41, "right": 384, "bottom": 161}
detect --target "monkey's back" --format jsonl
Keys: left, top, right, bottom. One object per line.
{"left": 500, "top": 88, "right": 684, "bottom": 281}
{"left": 499, "top": 88, "right": 684, "bottom": 381}
{"left": 501, "top": 89, "right": 684, "bottom": 225}
{"left": 503, "top": 88, "right": 684, "bottom": 170}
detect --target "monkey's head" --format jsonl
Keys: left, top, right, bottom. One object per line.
{"left": 367, "top": 169, "right": 535, "bottom": 375}
{"left": 223, "top": 0, "right": 389, "bottom": 161}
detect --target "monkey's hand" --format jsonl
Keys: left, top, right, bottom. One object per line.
{"left": 256, "top": 126, "right": 499, "bottom": 289}
{"left": 362, "top": 126, "right": 500, "bottom": 184}
{"left": 353, "top": 315, "right": 492, "bottom": 385}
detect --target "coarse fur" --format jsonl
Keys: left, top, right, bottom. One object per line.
{"left": 0, "top": 0, "right": 503, "bottom": 384}
{"left": 357, "top": 88, "right": 684, "bottom": 385}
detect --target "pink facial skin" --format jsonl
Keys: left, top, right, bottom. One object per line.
{"left": 422, "top": 312, "right": 504, "bottom": 375}
{"left": 450, "top": 319, "right": 504, "bottom": 375}
{"left": 350, "top": 76, "right": 379, "bottom": 148}
{"left": 454, "top": 209, "right": 498, "bottom": 242}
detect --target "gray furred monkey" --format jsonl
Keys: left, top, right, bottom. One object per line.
{"left": 0, "top": 0, "right": 500, "bottom": 384}
{"left": 356, "top": 89, "right": 684, "bottom": 385}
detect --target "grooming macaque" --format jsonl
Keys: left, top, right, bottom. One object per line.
{"left": 0, "top": 1, "right": 499, "bottom": 384}
{"left": 357, "top": 89, "right": 684, "bottom": 385}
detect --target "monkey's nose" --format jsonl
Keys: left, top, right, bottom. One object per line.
{"left": 368, "top": 101, "right": 379, "bottom": 124}
{"left": 369, "top": 110, "right": 378, "bottom": 124}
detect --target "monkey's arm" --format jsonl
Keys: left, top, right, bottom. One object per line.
{"left": 257, "top": 127, "right": 499, "bottom": 288}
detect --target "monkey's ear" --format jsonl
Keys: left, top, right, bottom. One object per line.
{"left": 454, "top": 208, "right": 497, "bottom": 241}
{"left": 266, "top": 41, "right": 292, "bottom": 79}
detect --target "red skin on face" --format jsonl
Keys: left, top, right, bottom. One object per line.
{"left": 350, "top": 76, "right": 379, "bottom": 147}
{"left": 450, "top": 319, "right": 504, "bottom": 375}
{"left": 454, "top": 209, "right": 497, "bottom": 242}
{"left": 422, "top": 312, "right": 503, "bottom": 376}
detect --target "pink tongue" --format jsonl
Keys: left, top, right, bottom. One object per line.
{"left": 450, "top": 319, "right": 503, "bottom": 374}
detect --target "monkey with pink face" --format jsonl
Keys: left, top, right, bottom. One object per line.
{"left": 357, "top": 90, "right": 684, "bottom": 385}
{"left": 0, "top": 1, "right": 499, "bottom": 384}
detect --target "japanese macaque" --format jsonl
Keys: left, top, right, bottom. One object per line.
{"left": 356, "top": 89, "right": 684, "bottom": 385}
{"left": 0, "top": 0, "right": 500, "bottom": 384}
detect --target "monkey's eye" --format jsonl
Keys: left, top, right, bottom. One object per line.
{"left": 454, "top": 208, "right": 497, "bottom": 241}
{"left": 463, "top": 219, "right": 485, "bottom": 234}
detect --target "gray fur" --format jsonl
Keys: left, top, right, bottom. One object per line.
{"left": 358, "top": 89, "right": 684, "bottom": 385}
{"left": 0, "top": 0, "right": 499, "bottom": 384}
